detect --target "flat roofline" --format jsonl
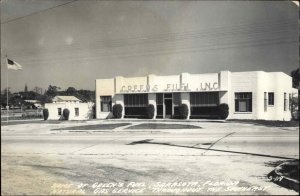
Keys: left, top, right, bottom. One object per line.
{"left": 96, "top": 70, "right": 289, "bottom": 80}
{"left": 115, "top": 90, "right": 228, "bottom": 94}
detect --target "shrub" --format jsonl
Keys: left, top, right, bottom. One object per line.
{"left": 112, "top": 104, "right": 123, "bottom": 119}
{"left": 43, "top": 109, "right": 49, "bottom": 120}
{"left": 92, "top": 105, "right": 96, "bottom": 119}
{"left": 218, "top": 103, "right": 229, "bottom": 119}
{"left": 146, "top": 104, "right": 155, "bottom": 119}
{"left": 63, "top": 108, "right": 70, "bottom": 120}
{"left": 178, "top": 104, "right": 189, "bottom": 119}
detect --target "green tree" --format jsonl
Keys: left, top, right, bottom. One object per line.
{"left": 33, "top": 86, "right": 43, "bottom": 95}
{"left": 291, "top": 68, "right": 300, "bottom": 89}
{"left": 77, "top": 90, "right": 95, "bottom": 102}
{"left": 66, "top": 87, "right": 76, "bottom": 96}
{"left": 291, "top": 68, "right": 300, "bottom": 122}
{"left": 24, "top": 91, "right": 39, "bottom": 100}
{"left": 45, "top": 85, "right": 61, "bottom": 98}
{"left": 1, "top": 88, "right": 12, "bottom": 107}
{"left": 37, "top": 94, "right": 52, "bottom": 105}
{"left": 290, "top": 95, "right": 298, "bottom": 120}
{"left": 9, "top": 94, "right": 24, "bottom": 107}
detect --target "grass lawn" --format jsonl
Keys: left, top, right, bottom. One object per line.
{"left": 228, "top": 119, "right": 299, "bottom": 127}
{"left": 52, "top": 123, "right": 131, "bottom": 130}
{"left": 126, "top": 123, "right": 201, "bottom": 129}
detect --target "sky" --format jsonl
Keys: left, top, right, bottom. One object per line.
{"left": 1, "top": 0, "right": 299, "bottom": 92}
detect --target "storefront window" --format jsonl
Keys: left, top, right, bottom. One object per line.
{"left": 124, "top": 94, "right": 148, "bottom": 107}
{"left": 235, "top": 92, "right": 252, "bottom": 112}
{"left": 173, "top": 93, "right": 181, "bottom": 106}
{"left": 100, "top": 96, "right": 112, "bottom": 112}
{"left": 190, "top": 92, "right": 219, "bottom": 106}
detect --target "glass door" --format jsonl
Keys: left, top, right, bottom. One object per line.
{"left": 164, "top": 93, "right": 173, "bottom": 118}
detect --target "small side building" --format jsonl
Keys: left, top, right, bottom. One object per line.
{"left": 45, "top": 96, "right": 94, "bottom": 120}
{"left": 24, "top": 100, "right": 42, "bottom": 109}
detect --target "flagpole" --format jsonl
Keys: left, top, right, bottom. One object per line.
{"left": 6, "top": 55, "right": 9, "bottom": 123}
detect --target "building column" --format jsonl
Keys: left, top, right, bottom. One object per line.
{"left": 219, "top": 71, "right": 231, "bottom": 118}
{"left": 148, "top": 93, "right": 157, "bottom": 119}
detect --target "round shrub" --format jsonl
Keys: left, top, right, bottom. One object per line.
{"left": 218, "top": 103, "right": 229, "bottom": 119}
{"left": 112, "top": 104, "right": 123, "bottom": 119}
{"left": 178, "top": 104, "right": 189, "bottom": 119}
{"left": 43, "top": 109, "right": 49, "bottom": 120}
{"left": 63, "top": 108, "right": 70, "bottom": 120}
{"left": 92, "top": 105, "right": 96, "bottom": 119}
{"left": 146, "top": 104, "right": 155, "bottom": 119}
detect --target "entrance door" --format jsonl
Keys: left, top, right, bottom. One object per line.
{"left": 164, "top": 93, "right": 173, "bottom": 118}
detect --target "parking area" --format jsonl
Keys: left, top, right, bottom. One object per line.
{"left": 1, "top": 119, "right": 299, "bottom": 195}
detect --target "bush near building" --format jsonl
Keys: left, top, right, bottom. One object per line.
{"left": 218, "top": 103, "right": 229, "bottom": 119}
{"left": 146, "top": 104, "right": 155, "bottom": 119}
{"left": 112, "top": 104, "right": 123, "bottom": 119}
{"left": 43, "top": 109, "right": 49, "bottom": 120}
{"left": 63, "top": 108, "right": 70, "bottom": 120}
{"left": 178, "top": 104, "right": 189, "bottom": 119}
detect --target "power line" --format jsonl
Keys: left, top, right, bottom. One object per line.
{"left": 1, "top": 0, "right": 78, "bottom": 24}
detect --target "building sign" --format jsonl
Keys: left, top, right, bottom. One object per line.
{"left": 120, "top": 82, "right": 219, "bottom": 93}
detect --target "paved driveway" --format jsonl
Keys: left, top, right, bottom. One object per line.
{"left": 1, "top": 120, "right": 299, "bottom": 195}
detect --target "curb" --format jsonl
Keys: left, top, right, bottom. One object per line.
{"left": 105, "top": 119, "right": 226, "bottom": 123}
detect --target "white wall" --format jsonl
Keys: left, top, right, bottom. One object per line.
{"left": 95, "top": 71, "right": 294, "bottom": 121}
{"left": 95, "top": 78, "right": 114, "bottom": 119}
{"left": 229, "top": 71, "right": 259, "bottom": 120}
{"left": 45, "top": 102, "right": 93, "bottom": 120}
{"left": 255, "top": 72, "right": 293, "bottom": 121}
{"left": 228, "top": 71, "right": 293, "bottom": 121}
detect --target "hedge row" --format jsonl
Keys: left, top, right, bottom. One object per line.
{"left": 112, "top": 103, "right": 229, "bottom": 120}
{"left": 42, "top": 108, "right": 70, "bottom": 120}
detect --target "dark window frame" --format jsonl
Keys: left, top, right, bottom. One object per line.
{"left": 173, "top": 93, "right": 181, "bottom": 106}
{"left": 268, "top": 92, "right": 274, "bottom": 106}
{"left": 235, "top": 92, "right": 252, "bottom": 112}
{"left": 284, "top": 93, "right": 287, "bottom": 111}
{"left": 58, "top": 108, "right": 62, "bottom": 115}
{"left": 75, "top": 108, "right": 79, "bottom": 116}
{"left": 190, "top": 92, "right": 219, "bottom": 107}
{"left": 124, "top": 94, "right": 148, "bottom": 107}
{"left": 264, "top": 92, "right": 267, "bottom": 112}
{"left": 100, "top": 96, "right": 112, "bottom": 112}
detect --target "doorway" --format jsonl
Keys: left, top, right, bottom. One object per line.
{"left": 164, "top": 93, "right": 173, "bottom": 118}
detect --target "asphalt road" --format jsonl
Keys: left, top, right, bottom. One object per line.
{"left": 1, "top": 120, "right": 299, "bottom": 195}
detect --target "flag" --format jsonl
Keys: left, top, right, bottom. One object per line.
{"left": 7, "top": 58, "right": 22, "bottom": 70}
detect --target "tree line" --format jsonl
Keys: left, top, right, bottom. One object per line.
{"left": 1, "top": 85, "right": 95, "bottom": 108}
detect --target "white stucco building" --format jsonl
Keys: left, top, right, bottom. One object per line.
{"left": 95, "top": 71, "right": 297, "bottom": 121}
{"left": 45, "top": 96, "right": 94, "bottom": 120}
